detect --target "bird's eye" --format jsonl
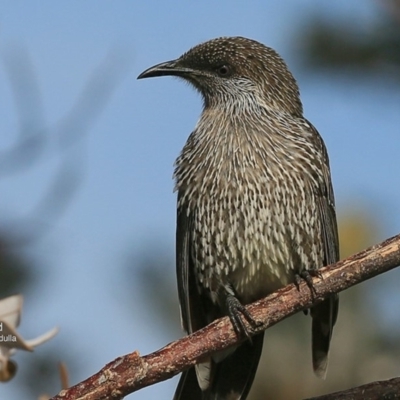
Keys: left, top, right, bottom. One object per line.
{"left": 216, "top": 65, "right": 231, "bottom": 77}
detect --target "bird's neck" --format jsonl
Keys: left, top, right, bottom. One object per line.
{"left": 202, "top": 86, "right": 267, "bottom": 118}
{"left": 174, "top": 102, "right": 302, "bottom": 201}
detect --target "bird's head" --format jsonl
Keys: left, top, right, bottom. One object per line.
{"left": 138, "top": 36, "right": 303, "bottom": 117}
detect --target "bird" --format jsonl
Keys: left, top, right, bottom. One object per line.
{"left": 138, "top": 36, "right": 339, "bottom": 400}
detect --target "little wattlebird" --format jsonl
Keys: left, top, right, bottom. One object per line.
{"left": 138, "top": 36, "right": 339, "bottom": 400}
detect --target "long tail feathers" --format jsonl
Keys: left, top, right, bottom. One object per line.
{"left": 174, "top": 332, "right": 264, "bottom": 400}
{"left": 311, "top": 294, "right": 339, "bottom": 379}
{"left": 174, "top": 367, "right": 203, "bottom": 400}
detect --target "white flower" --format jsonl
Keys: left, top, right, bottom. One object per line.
{"left": 0, "top": 294, "right": 58, "bottom": 382}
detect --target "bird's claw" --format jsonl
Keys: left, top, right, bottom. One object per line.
{"left": 226, "top": 294, "right": 261, "bottom": 342}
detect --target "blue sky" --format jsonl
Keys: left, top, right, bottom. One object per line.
{"left": 0, "top": 1, "right": 399, "bottom": 399}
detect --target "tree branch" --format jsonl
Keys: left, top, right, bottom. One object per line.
{"left": 306, "top": 376, "right": 400, "bottom": 400}
{"left": 51, "top": 233, "right": 400, "bottom": 400}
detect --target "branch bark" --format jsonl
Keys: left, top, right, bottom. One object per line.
{"left": 51, "top": 233, "right": 400, "bottom": 400}
{"left": 306, "top": 376, "right": 400, "bottom": 400}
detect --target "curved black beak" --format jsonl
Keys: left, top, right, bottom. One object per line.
{"left": 138, "top": 60, "right": 192, "bottom": 79}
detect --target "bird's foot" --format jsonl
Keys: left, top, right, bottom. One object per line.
{"left": 295, "top": 269, "right": 321, "bottom": 299}
{"left": 225, "top": 294, "right": 261, "bottom": 341}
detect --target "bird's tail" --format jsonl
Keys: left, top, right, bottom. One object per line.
{"left": 311, "top": 294, "right": 339, "bottom": 378}
{"left": 174, "top": 332, "right": 264, "bottom": 400}
{"left": 174, "top": 365, "right": 203, "bottom": 400}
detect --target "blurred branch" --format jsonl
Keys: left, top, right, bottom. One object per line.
{"left": 56, "top": 48, "right": 130, "bottom": 149}
{"left": 50, "top": 233, "right": 400, "bottom": 400}
{"left": 298, "top": 1, "right": 400, "bottom": 79}
{"left": 0, "top": 43, "right": 46, "bottom": 174}
{"left": 306, "top": 376, "right": 400, "bottom": 400}
{"left": 0, "top": 44, "right": 131, "bottom": 246}
{"left": 380, "top": 0, "right": 400, "bottom": 23}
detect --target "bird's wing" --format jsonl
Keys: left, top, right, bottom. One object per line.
{"left": 176, "top": 201, "right": 192, "bottom": 333}
{"left": 309, "top": 123, "right": 340, "bottom": 378}
{"left": 176, "top": 200, "right": 207, "bottom": 333}
{"left": 318, "top": 136, "right": 340, "bottom": 266}
{"left": 175, "top": 198, "right": 213, "bottom": 394}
